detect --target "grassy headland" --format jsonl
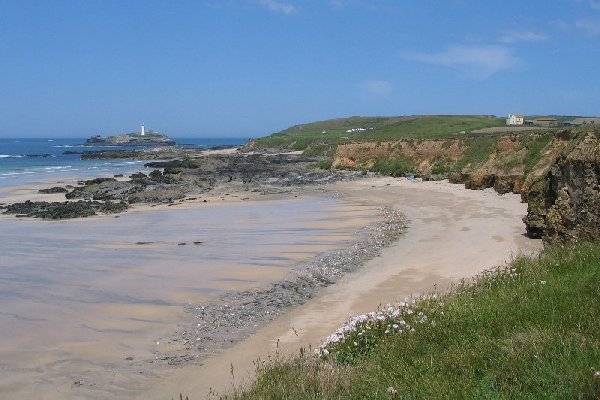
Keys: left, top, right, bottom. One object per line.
{"left": 246, "top": 115, "right": 562, "bottom": 189}
{"left": 225, "top": 243, "right": 600, "bottom": 399}
{"left": 247, "top": 115, "right": 505, "bottom": 157}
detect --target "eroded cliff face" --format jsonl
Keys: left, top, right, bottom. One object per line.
{"left": 332, "top": 133, "right": 566, "bottom": 194}
{"left": 523, "top": 129, "right": 600, "bottom": 242}
{"left": 332, "top": 128, "right": 600, "bottom": 242}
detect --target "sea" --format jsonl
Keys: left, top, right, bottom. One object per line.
{"left": 0, "top": 137, "right": 248, "bottom": 189}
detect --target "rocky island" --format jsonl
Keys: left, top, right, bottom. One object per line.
{"left": 84, "top": 129, "right": 176, "bottom": 146}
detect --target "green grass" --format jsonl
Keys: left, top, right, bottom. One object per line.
{"left": 370, "top": 156, "right": 416, "bottom": 177}
{"left": 522, "top": 133, "right": 557, "bottom": 174}
{"left": 453, "top": 135, "right": 497, "bottom": 171}
{"left": 225, "top": 243, "right": 600, "bottom": 399}
{"left": 365, "top": 115, "right": 504, "bottom": 141}
{"left": 250, "top": 115, "right": 505, "bottom": 156}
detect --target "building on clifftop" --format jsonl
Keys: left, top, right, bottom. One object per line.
{"left": 506, "top": 114, "right": 524, "bottom": 125}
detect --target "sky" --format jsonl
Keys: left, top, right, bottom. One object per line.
{"left": 0, "top": 0, "right": 599, "bottom": 138}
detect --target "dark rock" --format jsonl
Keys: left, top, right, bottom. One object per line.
{"left": 26, "top": 153, "right": 53, "bottom": 158}
{"left": 81, "top": 150, "right": 142, "bottom": 160}
{"left": 38, "top": 186, "right": 69, "bottom": 194}
{"left": 78, "top": 177, "right": 117, "bottom": 185}
{"left": 2, "top": 200, "right": 128, "bottom": 219}
{"left": 523, "top": 129, "right": 600, "bottom": 242}
{"left": 67, "top": 179, "right": 141, "bottom": 201}
{"left": 493, "top": 175, "right": 524, "bottom": 195}
{"left": 145, "top": 159, "right": 199, "bottom": 169}
{"left": 84, "top": 132, "right": 176, "bottom": 146}
{"left": 129, "top": 172, "right": 148, "bottom": 180}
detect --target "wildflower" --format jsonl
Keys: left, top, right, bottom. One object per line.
{"left": 540, "top": 280, "right": 547, "bottom": 285}
{"left": 353, "top": 342, "right": 358, "bottom": 346}
{"left": 594, "top": 370, "right": 600, "bottom": 381}
{"left": 392, "top": 324, "right": 399, "bottom": 329}
{"left": 387, "top": 386, "right": 398, "bottom": 395}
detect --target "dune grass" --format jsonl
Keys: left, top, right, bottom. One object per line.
{"left": 223, "top": 243, "right": 600, "bottom": 399}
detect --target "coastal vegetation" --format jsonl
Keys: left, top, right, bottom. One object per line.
{"left": 247, "top": 115, "right": 563, "bottom": 195}
{"left": 225, "top": 243, "right": 600, "bottom": 399}
{"left": 247, "top": 115, "right": 505, "bottom": 157}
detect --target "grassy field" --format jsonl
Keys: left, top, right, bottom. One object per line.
{"left": 224, "top": 243, "right": 600, "bottom": 399}
{"left": 249, "top": 115, "right": 505, "bottom": 156}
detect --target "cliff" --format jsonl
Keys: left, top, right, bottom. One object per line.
{"left": 332, "top": 132, "right": 565, "bottom": 194}
{"left": 331, "top": 127, "right": 600, "bottom": 243}
{"left": 523, "top": 128, "right": 600, "bottom": 243}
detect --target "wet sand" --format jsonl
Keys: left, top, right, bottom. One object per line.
{"left": 147, "top": 177, "right": 542, "bottom": 399}
{"left": 0, "top": 193, "right": 380, "bottom": 399}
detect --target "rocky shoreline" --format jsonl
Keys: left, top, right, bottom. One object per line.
{"left": 1, "top": 151, "right": 365, "bottom": 219}
{"left": 152, "top": 204, "right": 407, "bottom": 367}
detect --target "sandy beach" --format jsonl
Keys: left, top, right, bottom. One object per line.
{"left": 144, "top": 176, "right": 542, "bottom": 399}
{"left": 0, "top": 175, "right": 542, "bottom": 399}
{"left": 0, "top": 178, "right": 384, "bottom": 399}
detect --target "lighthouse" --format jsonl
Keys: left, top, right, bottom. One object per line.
{"left": 141, "top": 123, "right": 145, "bottom": 136}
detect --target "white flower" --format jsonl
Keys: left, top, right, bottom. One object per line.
{"left": 540, "top": 280, "right": 547, "bottom": 285}
{"left": 387, "top": 386, "right": 398, "bottom": 394}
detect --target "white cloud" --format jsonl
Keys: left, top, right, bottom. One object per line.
{"left": 359, "top": 80, "right": 393, "bottom": 97}
{"left": 499, "top": 30, "right": 549, "bottom": 43}
{"left": 256, "top": 0, "right": 297, "bottom": 15}
{"left": 408, "top": 45, "right": 520, "bottom": 79}
{"left": 575, "top": 18, "right": 600, "bottom": 35}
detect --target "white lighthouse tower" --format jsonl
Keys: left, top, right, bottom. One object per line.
{"left": 141, "top": 123, "right": 145, "bottom": 136}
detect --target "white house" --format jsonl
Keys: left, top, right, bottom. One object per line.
{"left": 506, "top": 114, "right": 524, "bottom": 125}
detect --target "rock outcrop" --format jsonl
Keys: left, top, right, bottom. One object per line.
{"left": 523, "top": 128, "right": 600, "bottom": 242}
{"left": 1, "top": 200, "right": 128, "bottom": 219}
{"left": 84, "top": 131, "right": 175, "bottom": 146}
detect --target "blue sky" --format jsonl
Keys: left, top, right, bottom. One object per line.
{"left": 0, "top": 0, "right": 599, "bottom": 138}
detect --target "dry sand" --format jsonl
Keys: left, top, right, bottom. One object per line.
{"left": 144, "top": 177, "right": 542, "bottom": 399}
